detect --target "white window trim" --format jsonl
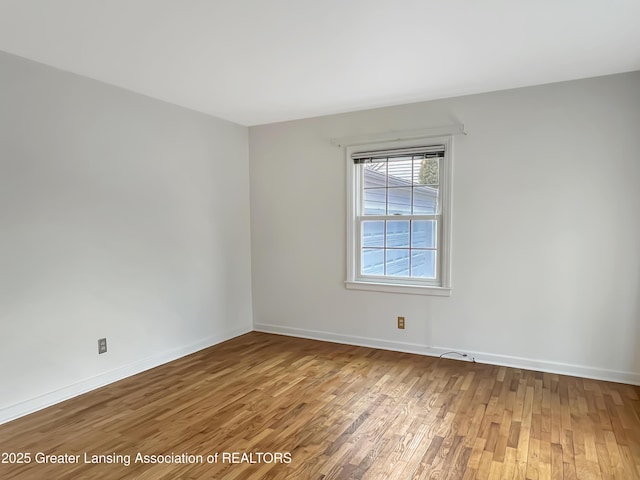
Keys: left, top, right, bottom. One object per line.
{"left": 344, "top": 134, "right": 454, "bottom": 296}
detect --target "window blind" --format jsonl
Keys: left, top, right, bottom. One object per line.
{"left": 352, "top": 145, "right": 445, "bottom": 164}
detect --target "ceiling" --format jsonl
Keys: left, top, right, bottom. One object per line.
{"left": 0, "top": 1, "right": 639, "bottom": 126}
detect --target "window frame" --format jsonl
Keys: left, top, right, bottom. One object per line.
{"left": 345, "top": 135, "right": 453, "bottom": 296}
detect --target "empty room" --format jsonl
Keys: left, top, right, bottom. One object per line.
{"left": 1, "top": 1, "right": 639, "bottom": 479}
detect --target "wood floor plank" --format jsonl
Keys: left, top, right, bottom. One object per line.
{"left": 1, "top": 332, "right": 639, "bottom": 479}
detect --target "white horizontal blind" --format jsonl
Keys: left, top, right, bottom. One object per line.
{"left": 352, "top": 145, "right": 445, "bottom": 163}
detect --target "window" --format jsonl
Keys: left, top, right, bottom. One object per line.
{"left": 346, "top": 136, "right": 453, "bottom": 295}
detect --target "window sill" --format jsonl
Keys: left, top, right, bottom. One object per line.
{"left": 345, "top": 281, "right": 452, "bottom": 296}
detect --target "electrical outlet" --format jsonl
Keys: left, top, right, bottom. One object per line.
{"left": 98, "top": 338, "right": 107, "bottom": 354}
{"left": 397, "top": 316, "right": 405, "bottom": 329}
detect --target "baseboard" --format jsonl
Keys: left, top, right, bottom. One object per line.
{"left": 254, "top": 323, "right": 640, "bottom": 386}
{"left": 0, "top": 326, "right": 251, "bottom": 426}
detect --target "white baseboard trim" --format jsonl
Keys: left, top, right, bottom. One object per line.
{"left": 254, "top": 323, "right": 640, "bottom": 386}
{"left": 0, "top": 326, "right": 251, "bottom": 426}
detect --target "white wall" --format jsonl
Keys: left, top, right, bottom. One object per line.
{"left": 250, "top": 71, "right": 640, "bottom": 384}
{"left": 0, "top": 51, "right": 253, "bottom": 422}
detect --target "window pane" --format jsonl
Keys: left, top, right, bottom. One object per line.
{"left": 411, "top": 221, "right": 436, "bottom": 248}
{"left": 410, "top": 251, "right": 436, "bottom": 278}
{"left": 362, "top": 248, "right": 384, "bottom": 275}
{"left": 362, "top": 221, "right": 384, "bottom": 247}
{"left": 387, "top": 158, "right": 413, "bottom": 185}
{"left": 386, "top": 220, "right": 409, "bottom": 247}
{"left": 364, "top": 163, "right": 386, "bottom": 188}
{"left": 414, "top": 157, "right": 439, "bottom": 185}
{"left": 413, "top": 185, "right": 438, "bottom": 214}
{"left": 386, "top": 249, "right": 410, "bottom": 276}
{"left": 363, "top": 188, "right": 386, "bottom": 215}
{"left": 388, "top": 187, "right": 411, "bottom": 215}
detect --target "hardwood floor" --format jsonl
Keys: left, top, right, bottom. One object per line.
{"left": 1, "top": 332, "right": 639, "bottom": 479}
